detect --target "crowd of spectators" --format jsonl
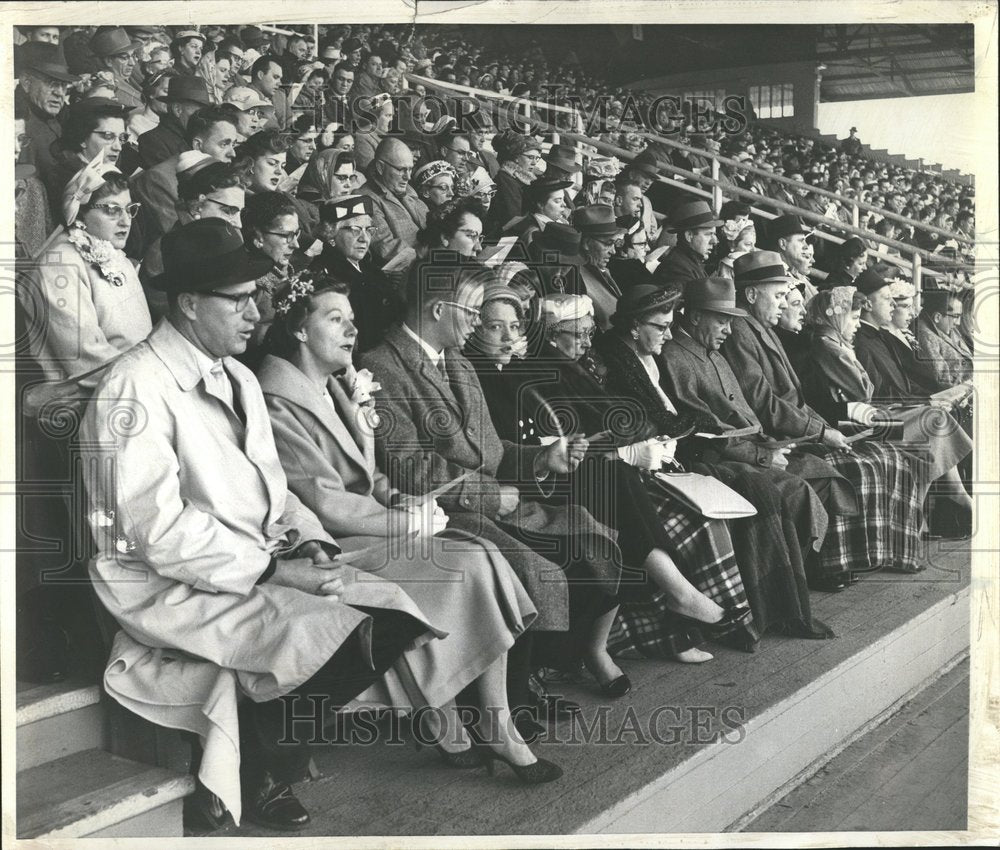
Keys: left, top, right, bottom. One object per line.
{"left": 13, "top": 21, "right": 977, "bottom": 834}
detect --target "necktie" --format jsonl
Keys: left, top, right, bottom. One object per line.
{"left": 209, "top": 362, "right": 245, "bottom": 425}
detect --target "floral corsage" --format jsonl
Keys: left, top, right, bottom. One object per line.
{"left": 68, "top": 222, "right": 132, "bottom": 287}
{"left": 342, "top": 367, "right": 382, "bottom": 430}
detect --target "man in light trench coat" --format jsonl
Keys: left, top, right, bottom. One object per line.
{"left": 81, "top": 219, "right": 435, "bottom": 831}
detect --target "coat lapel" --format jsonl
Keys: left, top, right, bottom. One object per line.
{"left": 326, "top": 375, "right": 375, "bottom": 473}
{"left": 387, "top": 325, "right": 466, "bottom": 419}
{"left": 257, "top": 355, "right": 371, "bottom": 486}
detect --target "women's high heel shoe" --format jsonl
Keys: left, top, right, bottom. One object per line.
{"left": 582, "top": 658, "right": 632, "bottom": 699}
{"left": 673, "top": 604, "right": 752, "bottom": 636}
{"left": 413, "top": 738, "right": 484, "bottom": 769}
{"left": 481, "top": 749, "right": 563, "bottom": 785}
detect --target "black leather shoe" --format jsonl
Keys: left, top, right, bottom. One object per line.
{"left": 809, "top": 574, "right": 851, "bottom": 593}
{"left": 244, "top": 771, "right": 311, "bottom": 831}
{"left": 785, "top": 617, "right": 836, "bottom": 640}
{"left": 185, "top": 781, "right": 233, "bottom": 832}
{"left": 597, "top": 673, "right": 632, "bottom": 699}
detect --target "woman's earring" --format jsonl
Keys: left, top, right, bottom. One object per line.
{"left": 631, "top": 331, "right": 640, "bottom": 340}
{"left": 295, "top": 332, "right": 308, "bottom": 342}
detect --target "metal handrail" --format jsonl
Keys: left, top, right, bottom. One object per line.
{"left": 405, "top": 72, "right": 974, "bottom": 247}
{"left": 563, "top": 132, "right": 965, "bottom": 286}
{"left": 631, "top": 129, "right": 975, "bottom": 247}
{"left": 404, "top": 74, "right": 974, "bottom": 289}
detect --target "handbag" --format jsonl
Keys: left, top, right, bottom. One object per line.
{"left": 651, "top": 471, "right": 758, "bottom": 519}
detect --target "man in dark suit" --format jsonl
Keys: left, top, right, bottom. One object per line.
{"left": 360, "top": 257, "right": 628, "bottom": 731}
{"left": 853, "top": 268, "right": 938, "bottom": 400}
{"left": 137, "top": 75, "right": 212, "bottom": 169}
{"left": 653, "top": 200, "right": 722, "bottom": 296}
{"left": 324, "top": 61, "right": 355, "bottom": 128}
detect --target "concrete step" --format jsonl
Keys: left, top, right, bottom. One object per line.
{"left": 206, "top": 544, "right": 970, "bottom": 838}
{"left": 16, "top": 679, "right": 105, "bottom": 770}
{"left": 740, "top": 658, "right": 969, "bottom": 832}
{"left": 17, "top": 748, "right": 195, "bottom": 839}
{"left": 583, "top": 574, "right": 970, "bottom": 834}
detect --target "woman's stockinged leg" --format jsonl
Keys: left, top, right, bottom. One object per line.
{"left": 472, "top": 652, "right": 538, "bottom": 767}
{"left": 392, "top": 659, "right": 473, "bottom": 754}
{"left": 643, "top": 548, "right": 725, "bottom": 624}
{"left": 581, "top": 605, "right": 626, "bottom": 684}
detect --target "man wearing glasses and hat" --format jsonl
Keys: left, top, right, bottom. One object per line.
{"left": 572, "top": 205, "right": 628, "bottom": 331}
{"left": 89, "top": 27, "right": 144, "bottom": 108}
{"left": 653, "top": 200, "right": 723, "bottom": 296}
{"left": 15, "top": 43, "right": 79, "bottom": 180}
{"left": 81, "top": 217, "right": 431, "bottom": 830}
{"left": 138, "top": 75, "right": 214, "bottom": 169}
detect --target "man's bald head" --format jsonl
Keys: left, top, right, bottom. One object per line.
{"left": 374, "top": 137, "right": 414, "bottom": 196}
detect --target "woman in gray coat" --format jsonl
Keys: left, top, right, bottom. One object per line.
{"left": 257, "top": 274, "right": 561, "bottom": 784}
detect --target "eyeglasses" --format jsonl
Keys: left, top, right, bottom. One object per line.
{"left": 379, "top": 160, "right": 412, "bottom": 176}
{"left": 642, "top": 320, "right": 671, "bottom": 334}
{"left": 204, "top": 197, "right": 243, "bottom": 218}
{"left": 341, "top": 224, "right": 375, "bottom": 238}
{"left": 441, "top": 301, "right": 481, "bottom": 319}
{"left": 944, "top": 312, "right": 963, "bottom": 318}
{"left": 556, "top": 328, "right": 596, "bottom": 341}
{"left": 111, "top": 52, "right": 138, "bottom": 63}
{"left": 521, "top": 153, "right": 542, "bottom": 163}
{"left": 427, "top": 181, "right": 454, "bottom": 192}
{"left": 474, "top": 188, "right": 497, "bottom": 199}
{"left": 457, "top": 229, "right": 483, "bottom": 244}
{"left": 331, "top": 171, "right": 354, "bottom": 181}
{"left": 205, "top": 290, "right": 255, "bottom": 312}
{"left": 89, "top": 201, "right": 142, "bottom": 219}
{"left": 265, "top": 229, "right": 300, "bottom": 244}
{"left": 594, "top": 237, "right": 624, "bottom": 249}
{"left": 447, "top": 147, "right": 476, "bottom": 159}
{"left": 92, "top": 130, "right": 130, "bottom": 144}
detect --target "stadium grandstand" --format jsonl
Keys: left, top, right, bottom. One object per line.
{"left": 12, "top": 19, "right": 985, "bottom": 841}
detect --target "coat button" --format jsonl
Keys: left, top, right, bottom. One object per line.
{"left": 728, "top": 393, "right": 735, "bottom": 400}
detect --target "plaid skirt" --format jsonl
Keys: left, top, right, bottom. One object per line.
{"left": 608, "top": 471, "right": 751, "bottom": 659}
{"left": 817, "top": 442, "right": 922, "bottom": 577}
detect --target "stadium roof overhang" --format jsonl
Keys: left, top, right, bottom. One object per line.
{"left": 815, "top": 24, "right": 974, "bottom": 101}
{"left": 608, "top": 24, "right": 973, "bottom": 102}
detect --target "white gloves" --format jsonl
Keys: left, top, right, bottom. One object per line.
{"left": 847, "top": 402, "right": 880, "bottom": 425}
{"left": 405, "top": 497, "right": 449, "bottom": 537}
{"left": 617, "top": 437, "right": 677, "bottom": 469}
